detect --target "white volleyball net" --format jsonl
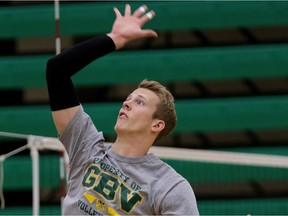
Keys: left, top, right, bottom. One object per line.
{"left": 149, "top": 146, "right": 288, "bottom": 215}
{"left": 1, "top": 131, "right": 288, "bottom": 215}
{"left": 0, "top": 131, "right": 68, "bottom": 215}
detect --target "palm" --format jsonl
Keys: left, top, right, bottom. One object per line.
{"left": 110, "top": 4, "right": 157, "bottom": 48}
{"left": 113, "top": 16, "right": 144, "bottom": 40}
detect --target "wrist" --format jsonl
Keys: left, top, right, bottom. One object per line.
{"left": 107, "top": 32, "right": 127, "bottom": 50}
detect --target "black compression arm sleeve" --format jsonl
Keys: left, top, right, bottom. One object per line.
{"left": 46, "top": 34, "right": 116, "bottom": 111}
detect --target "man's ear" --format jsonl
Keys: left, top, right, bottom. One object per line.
{"left": 151, "top": 120, "right": 165, "bottom": 132}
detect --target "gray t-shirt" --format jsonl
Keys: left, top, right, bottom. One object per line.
{"left": 59, "top": 106, "right": 199, "bottom": 215}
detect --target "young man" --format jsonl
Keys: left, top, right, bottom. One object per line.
{"left": 46, "top": 4, "right": 199, "bottom": 215}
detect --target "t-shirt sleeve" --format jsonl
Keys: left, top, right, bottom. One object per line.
{"left": 159, "top": 180, "right": 199, "bottom": 215}
{"left": 59, "top": 105, "right": 105, "bottom": 165}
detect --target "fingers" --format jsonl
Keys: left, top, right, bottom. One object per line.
{"left": 139, "top": 10, "right": 155, "bottom": 26}
{"left": 113, "top": 7, "right": 122, "bottom": 18}
{"left": 132, "top": 5, "right": 156, "bottom": 26}
{"left": 113, "top": 4, "right": 156, "bottom": 31}
{"left": 142, "top": 29, "right": 158, "bottom": 39}
{"left": 114, "top": 4, "right": 132, "bottom": 18}
{"left": 124, "top": 4, "right": 131, "bottom": 16}
{"left": 116, "top": 4, "right": 155, "bottom": 24}
{"left": 133, "top": 5, "right": 147, "bottom": 18}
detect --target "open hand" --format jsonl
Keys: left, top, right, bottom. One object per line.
{"left": 107, "top": 4, "right": 158, "bottom": 49}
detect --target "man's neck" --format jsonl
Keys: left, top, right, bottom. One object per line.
{"left": 112, "top": 136, "right": 152, "bottom": 158}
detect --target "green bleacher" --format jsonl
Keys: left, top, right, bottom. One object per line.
{"left": 1, "top": 44, "right": 288, "bottom": 89}
{"left": 1, "top": 95, "right": 288, "bottom": 137}
{"left": 1, "top": 2, "right": 288, "bottom": 39}
{"left": 1, "top": 1, "right": 288, "bottom": 215}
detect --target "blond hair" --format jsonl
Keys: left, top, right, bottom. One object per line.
{"left": 138, "top": 79, "right": 177, "bottom": 142}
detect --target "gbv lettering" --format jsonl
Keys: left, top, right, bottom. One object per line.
{"left": 82, "top": 164, "right": 143, "bottom": 213}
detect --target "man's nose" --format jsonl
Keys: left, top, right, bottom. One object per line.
{"left": 123, "top": 100, "right": 131, "bottom": 110}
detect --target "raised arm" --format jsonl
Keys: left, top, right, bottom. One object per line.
{"left": 46, "top": 4, "right": 157, "bottom": 135}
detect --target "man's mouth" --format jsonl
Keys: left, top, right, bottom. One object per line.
{"left": 119, "top": 111, "right": 128, "bottom": 119}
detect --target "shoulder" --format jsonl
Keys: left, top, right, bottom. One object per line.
{"left": 151, "top": 157, "right": 199, "bottom": 215}
{"left": 60, "top": 105, "right": 103, "bottom": 143}
{"left": 59, "top": 105, "right": 105, "bottom": 160}
{"left": 152, "top": 157, "right": 184, "bottom": 181}
{"left": 151, "top": 157, "right": 191, "bottom": 196}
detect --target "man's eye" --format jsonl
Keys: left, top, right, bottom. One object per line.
{"left": 136, "top": 99, "right": 144, "bottom": 105}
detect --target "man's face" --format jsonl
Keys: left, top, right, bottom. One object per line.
{"left": 114, "top": 88, "right": 160, "bottom": 136}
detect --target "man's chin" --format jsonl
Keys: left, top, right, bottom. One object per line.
{"left": 114, "top": 123, "right": 124, "bottom": 133}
